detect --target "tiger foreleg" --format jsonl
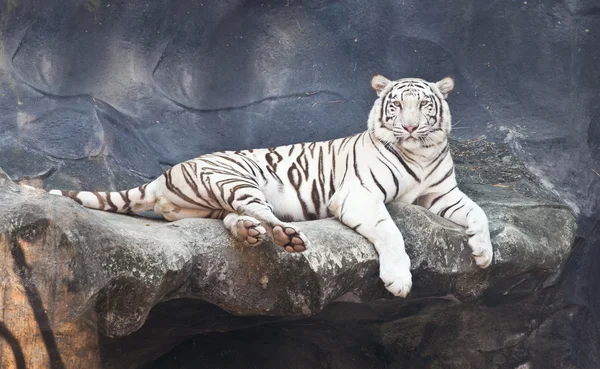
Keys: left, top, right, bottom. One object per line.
{"left": 328, "top": 186, "right": 412, "bottom": 297}
{"left": 424, "top": 187, "right": 493, "bottom": 268}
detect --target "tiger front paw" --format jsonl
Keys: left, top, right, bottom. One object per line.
{"left": 466, "top": 213, "right": 493, "bottom": 268}
{"left": 272, "top": 224, "right": 309, "bottom": 253}
{"left": 379, "top": 254, "right": 412, "bottom": 298}
{"left": 468, "top": 231, "right": 493, "bottom": 268}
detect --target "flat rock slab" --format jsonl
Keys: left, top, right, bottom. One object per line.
{"left": 0, "top": 140, "right": 576, "bottom": 340}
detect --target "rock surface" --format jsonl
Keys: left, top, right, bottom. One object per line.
{"left": 0, "top": 139, "right": 579, "bottom": 368}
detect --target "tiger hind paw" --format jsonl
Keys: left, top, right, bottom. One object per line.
{"left": 272, "top": 224, "right": 309, "bottom": 253}
{"left": 235, "top": 216, "right": 267, "bottom": 247}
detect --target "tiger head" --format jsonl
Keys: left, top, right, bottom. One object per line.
{"left": 368, "top": 75, "right": 454, "bottom": 150}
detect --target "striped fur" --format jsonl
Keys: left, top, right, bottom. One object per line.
{"left": 47, "top": 75, "right": 493, "bottom": 297}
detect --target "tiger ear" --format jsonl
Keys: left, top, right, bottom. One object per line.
{"left": 371, "top": 74, "right": 391, "bottom": 96}
{"left": 436, "top": 76, "right": 455, "bottom": 99}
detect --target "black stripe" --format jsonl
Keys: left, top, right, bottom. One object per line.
{"left": 449, "top": 204, "right": 465, "bottom": 217}
{"left": 352, "top": 135, "right": 367, "bottom": 189}
{"left": 181, "top": 163, "right": 209, "bottom": 205}
{"left": 438, "top": 96, "right": 444, "bottom": 125}
{"left": 440, "top": 199, "right": 462, "bottom": 218}
{"left": 287, "top": 164, "right": 301, "bottom": 188}
{"left": 429, "top": 167, "right": 454, "bottom": 188}
{"left": 190, "top": 161, "right": 199, "bottom": 177}
{"left": 118, "top": 190, "right": 133, "bottom": 213}
{"left": 318, "top": 146, "right": 327, "bottom": 206}
{"left": 377, "top": 158, "right": 400, "bottom": 199}
{"left": 296, "top": 147, "right": 310, "bottom": 178}
{"left": 236, "top": 193, "right": 254, "bottom": 202}
{"left": 425, "top": 144, "right": 449, "bottom": 179}
{"left": 200, "top": 158, "right": 248, "bottom": 178}
{"left": 429, "top": 185, "right": 457, "bottom": 208}
{"left": 380, "top": 93, "right": 388, "bottom": 126}
{"left": 198, "top": 172, "right": 225, "bottom": 209}
{"left": 217, "top": 153, "right": 252, "bottom": 172}
{"left": 429, "top": 143, "right": 449, "bottom": 164}
{"left": 287, "top": 164, "right": 314, "bottom": 220}
{"left": 338, "top": 136, "right": 354, "bottom": 154}
{"left": 375, "top": 218, "right": 387, "bottom": 226}
{"left": 228, "top": 154, "right": 265, "bottom": 181}
{"left": 61, "top": 190, "right": 83, "bottom": 205}
{"left": 431, "top": 95, "right": 440, "bottom": 125}
{"left": 384, "top": 145, "right": 420, "bottom": 183}
{"left": 267, "top": 167, "right": 284, "bottom": 185}
{"left": 93, "top": 192, "right": 106, "bottom": 209}
{"left": 311, "top": 180, "right": 321, "bottom": 217}
{"left": 246, "top": 198, "right": 266, "bottom": 206}
{"left": 329, "top": 142, "right": 337, "bottom": 199}
{"left": 340, "top": 154, "right": 350, "bottom": 187}
{"left": 265, "top": 151, "right": 282, "bottom": 172}
{"left": 104, "top": 192, "right": 118, "bottom": 212}
{"left": 138, "top": 185, "right": 146, "bottom": 200}
{"left": 370, "top": 169, "right": 387, "bottom": 200}
{"left": 164, "top": 170, "right": 207, "bottom": 208}
{"left": 337, "top": 191, "right": 352, "bottom": 223}
{"left": 226, "top": 183, "right": 258, "bottom": 207}
{"left": 369, "top": 133, "right": 401, "bottom": 174}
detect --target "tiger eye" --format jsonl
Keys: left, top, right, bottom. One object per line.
{"left": 393, "top": 101, "right": 401, "bottom": 107}
{"left": 420, "top": 100, "right": 428, "bottom": 107}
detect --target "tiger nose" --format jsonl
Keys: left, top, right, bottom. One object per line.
{"left": 403, "top": 125, "right": 417, "bottom": 133}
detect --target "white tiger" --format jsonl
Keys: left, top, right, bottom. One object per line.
{"left": 47, "top": 75, "right": 493, "bottom": 298}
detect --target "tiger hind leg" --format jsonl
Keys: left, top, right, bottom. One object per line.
{"left": 223, "top": 213, "right": 267, "bottom": 247}
{"left": 242, "top": 205, "right": 310, "bottom": 253}
{"left": 231, "top": 189, "right": 309, "bottom": 253}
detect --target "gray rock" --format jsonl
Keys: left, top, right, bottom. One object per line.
{"left": 0, "top": 140, "right": 576, "bottom": 341}
{"left": 20, "top": 107, "right": 104, "bottom": 160}
{"left": 0, "top": 139, "right": 582, "bottom": 368}
{"left": 503, "top": 305, "right": 600, "bottom": 369}
{"left": 380, "top": 289, "right": 564, "bottom": 369}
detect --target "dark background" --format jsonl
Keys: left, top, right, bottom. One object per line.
{"left": 0, "top": 0, "right": 599, "bottom": 364}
